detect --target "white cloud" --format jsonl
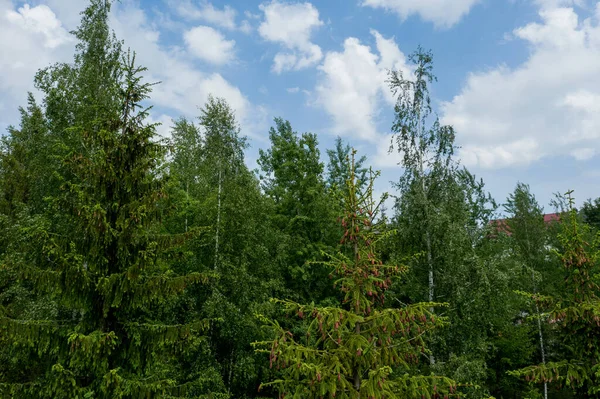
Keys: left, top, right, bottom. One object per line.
{"left": 373, "top": 134, "right": 404, "bottom": 168}
{"left": 361, "top": 0, "right": 480, "bottom": 28}
{"left": 441, "top": 4, "right": 600, "bottom": 169}
{"left": 533, "top": 0, "right": 585, "bottom": 9}
{"left": 5, "top": 3, "right": 71, "bottom": 48}
{"left": 109, "top": 2, "right": 250, "bottom": 124}
{"left": 239, "top": 19, "right": 252, "bottom": 34}
{"left": 286, "top": 87, "right": 300, "bottom": 93}
{"left": 184, "top": 25, "right": 235, "bottom": 65}
{"left": 0, "top": 0, "right": 74, "bottom": 132}
{"left": 148, "top": 113, "right": 175, "bottom": 140}
{"left": 315, "top": 30, "right": 411, "bottom": 143}
{"left": 258, "top": 1, "right": 323, "bottom": 73}
{"left": 571, "top": 147, "right": 595, "bottom": 161}
{"left": 245, "top": 10, "right": 261, "bottom": 20}
{"left": 174, "top": 1, "right": 237, "bottom": 30}
{"left": 0, "top": 0, "right": 257, "bottom": 139}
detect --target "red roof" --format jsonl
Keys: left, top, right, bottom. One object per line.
{"left": 488, "top": 213, "right": 561, "bottom": 237}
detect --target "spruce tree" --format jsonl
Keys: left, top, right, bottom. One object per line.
{"left": 510, "top": 192, "right": 600, "bottom": 397}
{"left": 0, "top": 2, "right": 218, "bottom": 397}
{"left": 255, "top": 151, "right": 458, "bottom": 399}
{"left": 0, "top": 94, "right": 52, "bottom": 217}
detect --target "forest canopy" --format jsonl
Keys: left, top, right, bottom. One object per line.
{"left": 1, "top": 2, "right": 599, "bottom": 399}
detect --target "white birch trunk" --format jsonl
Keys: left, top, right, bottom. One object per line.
{"left": 525, "top": 221, "right": 547, "bottom": 399}
{"left": 214, "top": 164, "right": 222, "bottom": 270}
{"left": 185, "top": 181, "right": 189, "bottom": 233}
{"left": 419, "top": 133, "right": 435, "bottom": 366}
{"left": 533, "top": 270, "right": 548, "bottom": 399}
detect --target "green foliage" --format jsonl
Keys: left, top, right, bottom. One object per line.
{"left": 258, "top": 118, "right": 338, "bottom": 302}
{"left": 386, "top": 48, "right": 509, "bottom": 399}
{"left": 326, "top": 136, "right": 368, "bottom": 196}
{"left": 0, "top": 2, "right": 219, "bottom": 397}
{"left": 165, "top": 97, "right": 288, "bottom": 397}
{"left": 255, "top": 152, "right": 458, "bottom": 398}
{"left": 0, "top": 95, "right": 53, "bottom": 216}
{"left": 0, "top": 2, "right": 598, "bottom": 397}
{"left": 581, "top": 197, "right": 600, "bottom": 231}
{"left": 510, "top": 192, "right": 600, "bottom": 397}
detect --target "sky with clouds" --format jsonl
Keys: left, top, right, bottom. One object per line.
{"left": 1, "top": 0, "right": 599, "bottom": 211}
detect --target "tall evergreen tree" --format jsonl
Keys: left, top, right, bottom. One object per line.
{"left": 1, "top": 2, "right": 219, "bottom": 397}
{"left": 35, "top": 0, "right": 122, "bottom": 143}
{"left": 255, "top": 151, "right": 458, "bottom": 399}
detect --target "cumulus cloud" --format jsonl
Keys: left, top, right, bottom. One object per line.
{"left": 173, "top": 1, "right": 237, "bottom": 30}
{"left": 0, "top": 0, "right": 74, "bottom": 132}
{"left": 0, "top": 0, "right": 257, "bottom": 139}
{"left": 533, "top": 0, "right": 585, "bottom": 9}
{"left": 258, "top": 1, "right": 323, "bottom": 73}
{"left": 148, "top": 113, "right": 175, "bottom": 140}
{"left": 239, "top": 19, "right": 253, "bottom": 34}
{"left": 315, "top": 30, "right": 410, "bottom": 142}
{"left": 109, "top": 2, "right": 249, "bottom": 124}
{"left": 361, "top": 0, "right": 480, "bottom": 28}
{"left": 441, "top": 4, "right": 600, "bottom": 169}
{"left": 184, "top": 25, "right": 236, "bottom": 65}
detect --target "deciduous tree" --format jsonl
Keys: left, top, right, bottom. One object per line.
{"left": 255, "top": 151, "right": 458, "bottom": 399}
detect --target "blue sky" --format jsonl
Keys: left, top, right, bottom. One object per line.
{"left": 1, "top": 0, "right": 599, "bottom": 212}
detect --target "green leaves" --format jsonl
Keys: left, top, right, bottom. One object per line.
{"left": 511, "top": 193, "right": 600, "bottom": 396}
{"left": 256, "top": 150, "right": 456, "bottom": 398}
{"left": 258, "top": 118, "right": 338, "bottom": 302}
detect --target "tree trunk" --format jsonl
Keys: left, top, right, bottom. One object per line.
{"left": 353, "top": 321, "right": 361, "bottom": 392}
{"left": 351, "top": 163, "right": 361, "bottom": 393}
{"left": 214, "top": 165, "right": 222, "bottom": 270}
{"left": 533, "top": 270, "right": 548, "bottom": 399}
{"left": 228, "top": 348, "right": 235, "bottom": 391}
{"left": 526, "top": 223, "right": 547, "bottom": 399}
{"left": 419, "top": 145, "right": 435, "bottom": 366}
{"left": 426, "top": 228, "right": 435, "bottom": 366}
{"left": 185, "top": 181, "right": 189, "bottom": 233}
{"left": 536, "top": 303, "right": 548, "bottom": 399}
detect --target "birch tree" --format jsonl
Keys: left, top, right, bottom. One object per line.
{"left": 505, "top": 183, "right": 553, "bottom": 399}
{"left": 198, "top": 96, "right": 247, "bottom": 270}
{"left": 388, "top": 48, "right": 457, "bottom": 365}
{"left": 510, "top": 191, "right": 600, "bottom": 398}
{"left": 388, "top": 50, "right": 501, "bottom": 399}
